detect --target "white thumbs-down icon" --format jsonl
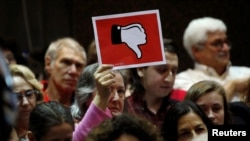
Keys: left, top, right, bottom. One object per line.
{"left": 111, "top": 23, "right": 147, "bottom": 59}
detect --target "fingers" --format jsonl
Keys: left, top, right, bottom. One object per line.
{"left": 94, "top": 64, "right": 115, "bottom": 86}
{"left": 95, "top": 64, "right": 114, "bottom": 74}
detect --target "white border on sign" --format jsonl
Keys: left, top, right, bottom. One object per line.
{"left": 92, "top": 9, "right": 166, "bottom": 70}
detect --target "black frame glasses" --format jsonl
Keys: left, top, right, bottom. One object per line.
{"left": 208, "top": 39, "right": 231, "bottom": 49}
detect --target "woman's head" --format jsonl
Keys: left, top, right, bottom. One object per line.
{"left": 9, "top": 64, "right": 43, "bottom": 101}
{"left": 162, "top": 100, "right": 211, "bottom": 141}
{"left": 9, "top": 64, "right": 43, "bottom": 120}
{"left": 72, "top": 63, "right": 99, "bottom": 120}
{"left": 86, "top": 113, "right": 163, "bottom": 141}
{"left": 106, "top": 70, "right": 126, "bottom": 116}
{"left": 29, "top": 101, "right": 74, "bottom": 141}
{"left": 73, "top": 63, "right": 127, "bottom": 119}
{"left": 185, "top": 80, "right": 232, "bottom": 125}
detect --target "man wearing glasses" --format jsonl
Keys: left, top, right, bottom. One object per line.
{"left": 174, "top": 17, "right": 250, "bottom": 102}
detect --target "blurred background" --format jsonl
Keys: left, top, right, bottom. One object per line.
{"left": 1, "top": 0, "right": 250, "bottom": 77}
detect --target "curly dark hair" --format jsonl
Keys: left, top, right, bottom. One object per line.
{"left": 86, "top": 113, "right": 164, "bottom": 141}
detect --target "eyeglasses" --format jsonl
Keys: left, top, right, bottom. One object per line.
{"left": 208, "top": 39, "right": 231, "bottom": 49}
{"left": 14, "top": 89, "right": 38, "bottom": 102}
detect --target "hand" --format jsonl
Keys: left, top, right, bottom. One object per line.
{"left": 93, "top": 64, "right": 115, "bottom": 110}
{"left": 111, "top": 23, "right": 146, "bottom": 58}
{"left": 224, "top": 77, "right": 250, "bottom": 101}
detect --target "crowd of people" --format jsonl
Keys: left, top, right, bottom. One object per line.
{"left": 1, "top": 16, "right": 250, "bottom": 141}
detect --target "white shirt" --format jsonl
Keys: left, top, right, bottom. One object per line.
{"left": 174, "top": 62, "right": 250, "bottom": 101}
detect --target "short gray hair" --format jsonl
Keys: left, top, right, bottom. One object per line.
{"left": 45, "top": 37, "right": 87, "bottom": 62}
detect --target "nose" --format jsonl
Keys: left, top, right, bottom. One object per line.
{"left": 221, "top": 42, "right": 231, "bottom": 51}
{"left": 164, "top": 71, "right": 173, "bottom": 82}
{"left": 207, "top": 109, "right": 215, "bottom": 120}
{"left": 111, "top": 91, "right": 120, "bottom": 101}
{"left": 21, "top": 96, "right": 29, "bottom": 105}
{"left": 68, "top": 64, "right": 77, "bottom": 73}
{"left": 192, "top": 130, "right": 198, "bottom": 138}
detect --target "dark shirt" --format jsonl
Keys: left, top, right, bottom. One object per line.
{"left": 124, "top": 91, "right": 178, "bottom": 130}
{"left": 229, "top": 101, "right": 250, "bottom": 125}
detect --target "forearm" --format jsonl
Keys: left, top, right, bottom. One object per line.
{"left": 73, "top": 102, "right": 112, "bottom": 141}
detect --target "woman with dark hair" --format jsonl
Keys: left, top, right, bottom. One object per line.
{"left": 28, "top": 101, "right": 74, "bottom": 141}
{"left": 185, "top": 80, "right": 232, "bottom": 125}
{"left": 162, "top": 100, "right": 211, "bottom": 141}
{"left": 124, "top": 38, "right": 185, "bottom": 130}
{"left": 86, "top": 113, "right": 164, "bottom": 141}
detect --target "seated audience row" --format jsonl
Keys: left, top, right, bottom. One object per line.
{"left": 2, "top": 16, "right": 250, "bottom": 141}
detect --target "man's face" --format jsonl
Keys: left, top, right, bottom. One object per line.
{"left": 47, "top": 47, "right": 86, "bottom": 93}
{"left": 194, "top": 31, "right": 230, "bottom": 70}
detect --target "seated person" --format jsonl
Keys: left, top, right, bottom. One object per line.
{"left": 162, "top": 100, "right": 211, "bottom": 141}
{"left": 28, "top": 101, "right": 74, "bottom": 141}
{"left": 10, "top": 64, "right": 43, "bottom": 140}
{"left": 73, "top": 64, "right": 127, "bottom": 141}
{"left": 174, "top": 17, "right": 250, "bottom": 102}
{"left": 86, "top": 113, "right": 164, "bottom": 141}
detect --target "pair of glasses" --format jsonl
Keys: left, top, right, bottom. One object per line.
{"left": 209, "top": 39, "right": 231, "bottom": 49}
{"left": 14, "top": 89, "right": 38, "bottom": 102}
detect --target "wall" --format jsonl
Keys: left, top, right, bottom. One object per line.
{"left": 0, "top": 0, "right": 249, "bottom": 73}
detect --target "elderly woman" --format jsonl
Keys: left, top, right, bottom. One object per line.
{"left": 9, "top": 64, "right": 43, "bottom": 140}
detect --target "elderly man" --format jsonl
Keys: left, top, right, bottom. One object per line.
{"left": 42, "top": 37, "right": 87, "bottom": 106}
{"left": 174, "top": 17, "right": 250, "bottom": 102}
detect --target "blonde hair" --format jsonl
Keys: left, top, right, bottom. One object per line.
{"left": 9, "top": 64, "right": 43, "bottom": 102}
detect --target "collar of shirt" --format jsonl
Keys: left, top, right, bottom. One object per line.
{"left": 194, "top": 62, "right": 231, "bottom": 78}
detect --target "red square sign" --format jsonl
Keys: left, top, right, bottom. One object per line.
{"left": 92, "top": 9, "right": 166, "bottom": 69}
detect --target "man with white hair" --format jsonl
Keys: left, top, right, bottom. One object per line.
{"left": 43, "top": 37, "right": 87, "bottom": 106}
{"left": 174, "top": 17, "right": 250, "bottom": 102}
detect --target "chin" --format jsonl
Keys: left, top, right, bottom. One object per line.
{"left": 63, "top": 85, "right": 76, "bottom": 92}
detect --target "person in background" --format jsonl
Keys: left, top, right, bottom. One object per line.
{"left": 0, "top": 36, "right": 17, "bottom": 65}
{"left": 162, "top": 100, "right": 211, "bottom": 141}
{"left": 217, "top": 78, "right": 250, "bottom": 125}
{"left": 71, "top": 63, "right": 99, "bottom": 123}
{"left": 42, "top": 37, "right": 87, "bottom": 106}
{"left": 10, "top": 64, "right": 43, "bottom": 140}
{"left": 184, "top": 80, "right": 232, "bottom": 125}
{"left": 73, "top": 64, "right": 127, "bottom": 141}
{"left": 124, "top": 38, "right": 185, "bottom": 131}
{"left": 0, "top": 51, "right": 18, "bottom": 141}
{"left": 86, "top": 113, "right": 164, "bottom": 141}
{"left": 28, "top": 101, "right": 74, "bottom": 141}
{"left": 86, "top": 39, "right": 98, "bottom": 65}
{"left": 174, "top": 17, "right": 250, "bottom": 102}
{"left": 71, "top": 63, "right": 128, "bottom": 124}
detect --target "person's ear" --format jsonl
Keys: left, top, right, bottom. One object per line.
{"left": 136, "top": 67, "right": 145, "bottom": 77}
{"left": 191, "top": 46, "right": 202, "bottom": 60}
{"left": 45, "top": 56, "right": 52, "bottom": 74}
{"left": 27, "top": 131, "right": 36, "bottom": 141}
